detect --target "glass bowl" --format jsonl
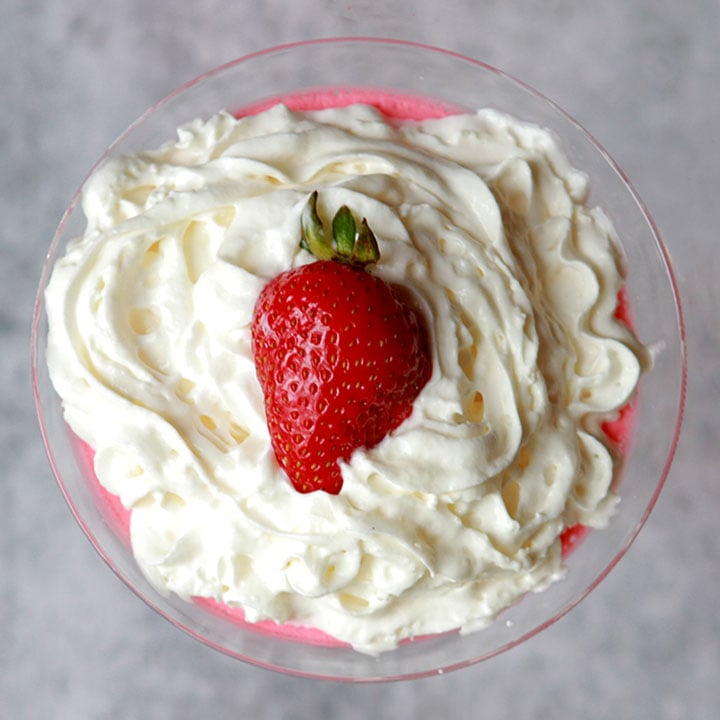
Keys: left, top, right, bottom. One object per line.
{"left": 31, "top": 38, "right": 686, "bottom": 681}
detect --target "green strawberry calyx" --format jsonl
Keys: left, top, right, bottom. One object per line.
{"left": 300, "top": 190, "right": 380, "bottom": 266}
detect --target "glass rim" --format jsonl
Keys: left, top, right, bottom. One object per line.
{"left": 30, "top": 36, "right": 688, "bottom": 682}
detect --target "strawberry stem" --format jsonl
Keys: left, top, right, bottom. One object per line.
{"left": 332, "top": 205, "right": 356, "bottom": 259}
{"left": 300, "top": 191, "right": 335, "bottom": 261}
{"left": 300, "top": 191, "right": 380, "bottom": 266}
{"left": 353, "top": 218, "right": 380, "bottom": 265}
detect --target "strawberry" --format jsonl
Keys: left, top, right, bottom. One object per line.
{"left": 251, "top": 191, "right": 432, "bottom": 494}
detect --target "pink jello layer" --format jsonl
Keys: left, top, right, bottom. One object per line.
{"left": 234, "top": 86, "right": 464, "bottom": 121}
{"left": 69, "top": 88, "right": 637, "bottom": 648}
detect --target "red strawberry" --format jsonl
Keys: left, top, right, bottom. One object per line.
{"left": 251, "top": 192, "right": 432, "bottom": 494}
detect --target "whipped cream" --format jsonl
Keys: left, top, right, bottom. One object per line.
{"left": 45, "top": 103, "right": 644, "bottom": 653}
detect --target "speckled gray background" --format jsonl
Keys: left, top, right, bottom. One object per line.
{"left": 2, "top": 1, "right": 718, "bottom": 717}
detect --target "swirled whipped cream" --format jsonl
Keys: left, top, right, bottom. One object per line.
{"left": 46, "top": 102, "right": 644, "bottom": 653}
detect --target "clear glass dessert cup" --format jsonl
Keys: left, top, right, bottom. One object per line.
{"left": 31, "top": 38, "right": 686, "bottom": 681}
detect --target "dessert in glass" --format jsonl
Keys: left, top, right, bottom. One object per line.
{"left": 32, "top": 39, "right": 686, "bottom": 681}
